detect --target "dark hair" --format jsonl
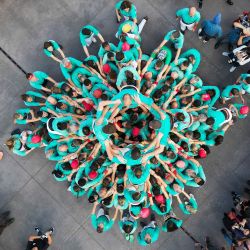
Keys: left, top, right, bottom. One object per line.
{"left": 206, "top": 117, "right": 215, "bottom": 125}
{"left": 155, "top": 60, "right": 164, "bottom": 68}
{"left": 153, "top": 90, "right": 162, "bottom": 100}
{"left": 86, "top": 142, "right": 94, "bottom": 150}
{"left": 121, "top": 0, "right": 131, "bottom": 10}
{"left": 152, "top": 186, "right": 161, "bottom": 195}
{"left": 26, "top": 73, "right": 33, "bottom": 79}
{"left": 172, "top": 31, "right": 180, "bottom": 38}
{"left": 44, "top": 41, "right": 52, "bottom": 49}
{"left": 193, "top": 131, "right": 201, "bottom": 140}
{"left": 82, "top": 28, "right": 92, "bottom": 36}
{"left": 86, "top": 60, "right": 95, "bottom": 68}
{"left": 130, "top": 113, "right": 138, "bottom": 122}
{"left": 57, "top": 122, "right": 68, "bottom": 130}
{"left": 170, "top": 133, "right": 179, "bottom": 143}
{"left": 159, "top": 205, "right": 166, "bottom": 213}
{"left": 102, "top": 41, "right": 109, "bottom": 48}
{"left": 90, "top": 161, "right": 99, "bottom": 171}
{"left": 132, "top": 192, "right": 141, "bottom": 201}
{"left": 131, "top": 147, "right": 141, "bottom": 160}
{"left": 117, "top": 184, "right": 124, "bottom": 194}
{"left": 21, "top": 94, "right": 29, "bottom": 101}
{"left": 56, "top": 102, "right": 67, "bottom": 109}
{"left": 134, "top": 166, "right": 142, "bottom": 178}
{"left": 182, "top": 60, "right": 189, "bottom": 67}
{"left": 102, "top": 123, "right": 116, "bottom": 134}
{"left": 145, "top": 238, "right": 152, "bottom": 244}
{"left": 101, "top": 94, "right": 108, "bottom": 100}
{"left": 193, "top": 100, "right": 201, "bottom": 107}
{"left": 150, "top": 156, "right": 158, "bottom": 165}
{"left": 83, "top": 79, "right": 91, "bottom": 86}
{"left": 107, "top": 52, "right": 115, "bottom": 59}
{"left": 52, "top": 170, "right": 63, "bottom": 178}
{"left": 125, "top": 70, "right": 133, "bottom": 79}
{"left": 196, "top": 178, "right": 205, "bottom": 186}
{"left": 231, "top": 88, "right": 239, "bottom": 95}
{"left": 97, "top": 225, "right": 103, "bottom": 233}
{"left": 116, "top": 52, "right": 124, "bottom": 61}
{"left": 166, "top": 220, "right": 179, "bottom": 232}
{"left": 181, "top": 141, "right": 189, "bottom": 152}
{"left": 149, "top": 120, "right": 161, "bottom": 129}
{"left": 207, "top": 89, "right": 215, "bottom": 97}
{"left": 78, "top": 178, "right": 86, "bottom": 187}
{"left": 102, "top": 177, "right": 111, "bottom": 187}
{"left": 161, "top": 85, "right": 170, "bottom": 93}
{"left": 176, "top": 113, "right": 185, "bottom": 121}
{"left": 88, "top": 192, "right": 98, "bottom": 203}
{"left": 123, "top": 224, "right": 133, "bottom": 234}
{"left": 215, "top": 135, "right": 224, "bottom": 145}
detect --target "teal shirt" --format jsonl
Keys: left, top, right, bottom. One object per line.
{"left": 24, "top": 91, "right": 45, "bottom": 106}
{"left": 29, "top": 71, "right": 49, "bottom": 90}
{"left": 137, "top": 226, "right": 160, "bottom": 246}
{"left": 127, "top": 164, "right": 150, "bottom": 185}
{"left": 164, "top": 30, "right": 184, "bottom": 49}
{"left": 179, "top": 196, "right": 198, "bottom": 215}
{"left": 60, "top": 57, "right": 83, "bottom": 80}
{"left": 80, "top": 25, "right": 99, "bottom": 46}
{"left": 176, "top": 8, "right": 201, "bottom": 24}
{"left": 91, "top": 214, "right": 114, "bottom": 232}
{"left": 15, "top": 108, "right": 32, "bottom": 124}
{"left": 221, "top": 85, "right": 241, "bottom": 99}
{"left": 180, "top": 48, "right": 201, "bottom": 72}
{"left": 117, "top": 20, "right": 139, "bottom": 38}
{"left": 116, "top": 66, "right": 140, "bottom": 88}
{"left": 98, "top": 43, "right": 117, "bottom": 58}
{"left": 162, "top": 218, "right": 183, "bottom": 232}
{"left": 115, "top": 1, "right": 137, "bottom": 19}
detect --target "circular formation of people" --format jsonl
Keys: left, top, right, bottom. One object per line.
{"left": 6, "top": 0, "right": 250, "bottom": 246}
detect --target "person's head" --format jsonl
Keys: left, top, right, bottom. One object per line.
{"left": 21, "top": 94, "right": 32, "bottom": 102}
{"left": 122, "top": 224, "right": 133, "bottom": 234}
{"left": 152, "top": 89, "right": 162, "bottom": 101}
{"left": 121, "top": 0, "right": 132, "bottom": 11}
{"left": 144, "top": 71, "right": 152, "bottom": 80}
{"left": 132, "top": 192, "right": 141, "bottom": 201}
{"left": 116, "top": 51, "right": 124, "bottom": 62}
{"left": 150, "top": 156, "right": 158, "bottom": 165}
{"left": 149, "top": 120, "right": 161, "bottom": 129}
{"left": 25, "top": 73, "right": 35, "bottom": 81}
{"left": 189, "top": 7, "right": 197, "bottom": 16}
{"left": 231, "top": 88, "right": 239, "bottom": 97}
{"left": 176, "top": 112, "right": 185, "bottom": 121}
{"left": 43, "top": 41, "right": 54, "bottom": 51}
{"left": 130, "top": 113, "right": 139, "bottom": 122}
{"left": 125, "top": 70, "right": 133, "bottom": 80}
{"left": 97, "top": 224, "right": 104, "bottom": 233}
{"left": 170, "top": 101, "right": 178, "bottom": 109}
{"left": 78, "top": 177, "right": 86, "bottom": 187}
{"left": 36, "top": 110, "right": 48, "bottom": 118}
{"left": 193, "top": 130, "right": 201, "bottom": 140}
{"left": 5, "top": 138, "right": 15, "bottom": 150}
{"left": 186, "top": 204, "right": 197, "bottom": 214}
{"left": 57, "top": 122, "right": 68, "bottom": 130}
{"left": 181, "top": 141, "right": 189, "bottom": 152}
{"left": 56, "top": 102, "right": 68, "bottom": 110}
{"left": 131, "top": 147, "right": 141, "bottom": 160}
{"left": 206, "top": 117, "right": 215, "bottom": 125}
{"left": 102, "top": 41, "right": 110, "bottom": 50}
{"left": 152, "top": 186, "right": 161, "bottom": 195}
{"left": 58, "top": 144, "right": 68, "bottom": 152}
{"left": 180, "top": 85, "right": 191, "bottom": 94}
{"left": 155, "top": 60, "right": 164, "bottom": 70}
{"left": 198, "top": 113, "right": 207, "bottom": 123}
{"left": 193, "top": 100, "right": 201, "bottom": 107}
{"left": 82, "top": 126, "right": 90, "bottom": 136}
{"left": 190, "top": 76, "right": 200, "bottom": 84}
{"left": 102, "top": 123, "right": 116, "bottom": 134}
{"left": 145, "top": 234, "right": 152, "bottom": 245}
{"left": 180, "top": 60, "right": 189, "bottom": 70}
{"left": 88, "top": 191, "right": 98, "bottom": 203}
{"left": 82, "top": 28, "right": 92, "bottom": 36}
{"left": 171, "top": 31, "right": 180, "bottom": 40}
{"left": 215, "top": 135, "right": 224, "bottom": 145}
{"left": 123, "top": 94, "right": 132, "bottom": 107}
{"left": 62, "top": 58, "right": 72, "bottom": 69}
{"left": 170, "top": 133, "right": 179, "bottom": 143}
{"left": 86, "top": 141, "right": 94, "bottom": 150}
{"left": 166, "top": 220, "right": 179, "bottom": 232}
{"left": 117, "top": 184, "right": 124, "bottom": 194}
{"left": 159, "top": 204, "right": 166, "bottom": 213}
{"left": 161, "top": 85, "right": 169, "bottom": 93}
{"left": 181, "top": 97, "right": 192, "bottom": 105}
{"left": 194, "top": 177, "right": 205, "bottom": 186}
{"left": 52, "top": 170, "right": 63, "bottom": 178}
{"left": 133, "top": 166, "right": 142, "bottom": 178}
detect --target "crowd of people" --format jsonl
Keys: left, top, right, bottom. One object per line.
{"left": 222, "top": 182, "right": 250, "bottom": 249}
{"left": 4, "top": 0, "right": 250, "bottom": 247}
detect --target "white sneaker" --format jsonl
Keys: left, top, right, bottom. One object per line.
{"left": 230, "top": 66, "right": 236, "bottom": 72}
{"left": 222, "top": 52, "right": 229, "bottom": 56}
{"left": 203, "top": 40, "right": 208, "bottom": 43}
{"left": 198, "top": 36, "right": 202, "bottom": 40}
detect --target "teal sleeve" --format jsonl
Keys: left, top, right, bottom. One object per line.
{"left": 91, "top": 214, "right": 97, "bottom": 229}
{"left": 85, "top": 25, "right": 99, "bottom": 35}
{"left": 115, "top": 1, "right": 122, "bottom": 9}
{"left": 50, "top": 40, "right": 60, "bottom": 50}
{"left": 176, "top": 8, "right": 184, "bottom": 17}
{"left": 69, "top": 57, "right": 83, "bottom": 67}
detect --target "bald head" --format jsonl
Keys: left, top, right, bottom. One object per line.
{"left": 189, "top": 7, "right": 196, "bottom": 16}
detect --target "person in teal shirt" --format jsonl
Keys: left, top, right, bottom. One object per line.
{"left": 177, "top": 193, "right": 198, "bottom": 215}
{"left": 43, "top": 40, "right": 65, "bottom": 62}
{"left": 118, "top": 210, "right": 138, "bottom": 242}
{"left": 13, "top": 108, "right": 38, "bottom": 125}
{"left": 21, "top": 91, "right": 46, "bottom": 107}
{"left": 126, "top": 163, "right": 150, "bottom": 185}
{"left": 80, "top": 25, "right": 105, "bottom": 57}
{"left": 237, "top": 73, "right": 250, "bottom": 94}
{"left": 221, "top": 84, "right": 243, "bottom": 103}
{"left": 180, "top": 48, "right": 201, "bottom": 72}
{"left": 176, "top": 7, "right": 201, "bottom": 33}
{"left": 115, "top": 0, "right": 137, "bottom": 23}
{"left": 137, "top": 215, "right": 160, "bottom": 246}
{"left": 91, "top": 202, "right": 118, "bottom": 233}
{"left": 162, "top": 211, "right": 183, "bottom": 232}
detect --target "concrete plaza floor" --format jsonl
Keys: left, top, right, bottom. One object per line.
{"left": 0, "top": 0, "right": 250, "bottom": 249}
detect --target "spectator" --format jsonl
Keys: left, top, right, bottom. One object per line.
{"left": 26, "top": 226, "right": 54, "bottom": 250}
{"left": 0, "top": 211, "right": 14, "bottom": 235}
{"left": 176, "top": 7, "right": 201, "bottom": 34}
{"left": 222, "top": 45, "right": 250, "bottom": 72}
{"left": 198, "top": 13, "right": 222, "bottom": 43}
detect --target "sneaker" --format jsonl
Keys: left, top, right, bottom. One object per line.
{"left": 244, "top": 188, "right": 250, "bottom": 194}
{"left": 198, "top": 2, "right": 202, "bottom": 8}
{"left": 246, "top": 180, "right": 250, "bottom": 186}
{"left": 231, "top": 191, "right": 237, "bottom": 196}
{"left": 230, "top": 66, "right": 236, "bottom": 72}
{"left": 203, "top": 40, "right": 208, "bottom": 44}
{"left": 226, "top": 0, "right": 233, "bottom": 5}
{"left": 221, "top": 228, "right": 227, "bottom": 234}
{"left": 35, "top": 227, "right": 41, "bottom": 233}
{"left": 143, "top": 16, "right": 149, "bottom": 21}
{"left": 198, "top": 36, "right": 202, "bottom": 40}
{"left": 222, "top": 52, "right": 229, "bottom": 56}
{"left": 48, "top": 227, "right": 54, "bottom": 234}
{"left": 214, "top": 43, "right": 220, "bottom": 49}
{"left": 198, "top": 28, "right": 202, "bottom": 35}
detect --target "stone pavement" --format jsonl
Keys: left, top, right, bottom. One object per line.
{"left": 0, "top": 0, "right": 250, "bottom": 249}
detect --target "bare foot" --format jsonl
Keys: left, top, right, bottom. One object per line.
{"left": 0, "top": 151, "right": 3, "bottom": 160}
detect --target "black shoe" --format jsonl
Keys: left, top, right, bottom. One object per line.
{"left": 231, "top": 191, "right": 237, "bottom": 196}
{"left": 214, "top": 42, "right": 220, "bottom": 49}
{"left": 244, "top": 188, "right": 250, "bottom": 194}
{"left": 198, "top": 3, "right": 202, "bottom": 8}
{"left": 228, "top": 44, "right": 233, "bottom": 52}
{"left": 143, "top": 16, "right": 149, "bottom": 21}
{"left": 221, "top": 228, "right": 227, "bottom": 234}
{"left": 48, "top": 227, "right": 54, "bottom": 234}
{"left": 140, "top": 221, "right": 146, "bottom": 228}
{"left": 246, "top": 180, "right": 250, "bottom": 186}
{"left": 226, "top": 0, "right": 233, "bottom": 5}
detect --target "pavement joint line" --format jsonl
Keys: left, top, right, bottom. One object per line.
{"left": 0, "top": 47, "right": 27, "bottom": 75}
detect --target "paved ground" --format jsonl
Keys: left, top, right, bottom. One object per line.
{"left": 0, "top": 0, "right": 250, "bottom": 249}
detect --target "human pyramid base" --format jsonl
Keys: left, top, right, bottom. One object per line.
{"left": 6, "top": 0, "right": 250, "bottom": 246}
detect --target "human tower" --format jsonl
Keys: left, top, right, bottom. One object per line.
{"left": 6, "top": 0, "right": 250, "bottom": 246}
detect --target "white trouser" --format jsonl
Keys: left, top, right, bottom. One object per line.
{"left": 180, "top": 19, "right": 195, "bottom": 31}
{"left": 144, "top": 221, "right": 157, "bottom": 229}
{"left": 85, "top": 34, "right": 95, "bottom": 47}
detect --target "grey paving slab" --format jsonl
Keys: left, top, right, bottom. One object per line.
{"left": 0, "top": 145, "right": 30, "bottom": 209}
{"left": 62, "top": 226, "right": 103, "bottom": 250}
{"left": 0, "top": 179, "right": 80, "bottom": 250}
{"left": 34, "top": 162, "right": 92, "bottom": 224}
